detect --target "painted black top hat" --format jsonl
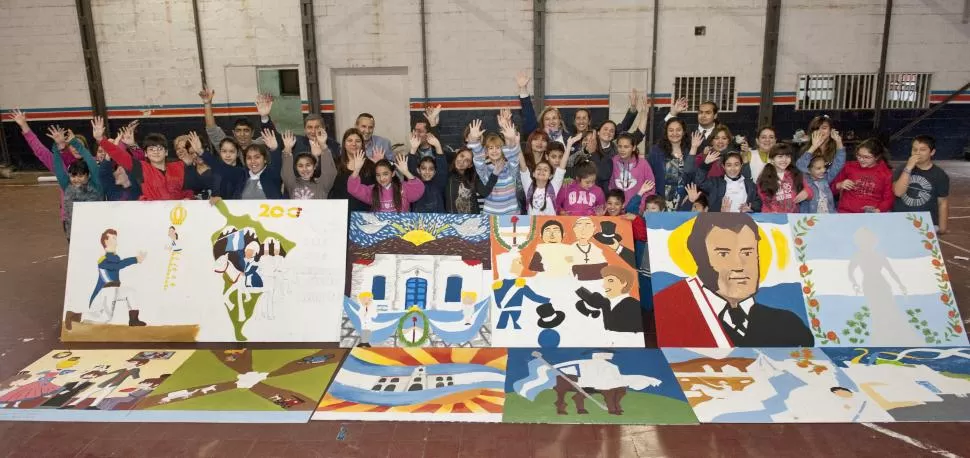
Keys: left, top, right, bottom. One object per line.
{"left": 536, "top": 303, "right": 566, "bottom": 329}
{"left": 593, "top": 221, "right": 622, "bottom": 245}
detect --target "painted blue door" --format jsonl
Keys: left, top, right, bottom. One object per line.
{"left": 405, "top": 278, "right": 428, "bottom": 309}
{"left": 444, "top": 276, "right": 462, "bottom": 302}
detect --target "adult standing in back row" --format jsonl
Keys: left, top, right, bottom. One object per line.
{"left": 355, "top": 113, "right": 394, "bottom": 163}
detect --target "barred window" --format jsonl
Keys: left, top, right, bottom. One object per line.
{"left": 673, "top": 76, "right": 737, "bottom": 112}
{"left": 884, "top": 73, "right": 932, "bottom": 109}
{"left": 796, "top": 74, "right": 876, "bottom": 111}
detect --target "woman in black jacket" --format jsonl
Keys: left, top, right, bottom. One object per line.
{"left": 694, "top": 150, "right": 762, "bottom": 212}
{"left": 446, "top": 146, "right": 499, "bottom": 214}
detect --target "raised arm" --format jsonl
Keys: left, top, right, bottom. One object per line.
{"left": 11, "top": 109, "right": 58, "bottom": 171}
{"left": 516, "top": 71, "right": 538, "bottom": 135}
{"left": 826, "top": 131, "right": 846, "bottom": 181}
{"left": 199, "top": 87, "right": 227, "bottom": 145}
{"left": 69, "top": 131, "right": 102, "bottom": 193}
{"left": 280, "top": 134, "right": 298, "bottom": 193}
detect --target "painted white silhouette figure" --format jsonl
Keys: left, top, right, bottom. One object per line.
{"left": 848, "top": 227, "right": 922, "bottom": 345}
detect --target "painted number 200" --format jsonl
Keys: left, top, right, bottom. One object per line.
{"left": 258, "top": 204, "right": 302, "bottom": 218}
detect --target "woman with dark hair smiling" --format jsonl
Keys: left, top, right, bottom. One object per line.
{"left": 648, "top": 118, "right": 703, "bottom": 210}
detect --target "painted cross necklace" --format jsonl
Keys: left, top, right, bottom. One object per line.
{"left": 577, "top": 243, "right": 592, "bottom": 263}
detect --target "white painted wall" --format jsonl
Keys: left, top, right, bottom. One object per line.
{"left": 0, "top": 0, "right": 90, "bottom": 110}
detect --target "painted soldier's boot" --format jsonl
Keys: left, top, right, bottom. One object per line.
{"left": 64, "top": 312, "right": 82, "bottom": 330}
{"left": 128, "top": 310, "right": 147, "bottom": 326}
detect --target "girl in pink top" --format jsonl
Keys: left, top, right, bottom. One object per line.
{"left": 557, "top": 163, "right": 606, "bottom": 216}
{"left": 347, "top": 149, "right": 424, "bottom": 212}
{"left": 610, "top": 132, "right": 656, "bottom": 213}
{"left": 756, "top": 143, "right": 812, "bottom": 213}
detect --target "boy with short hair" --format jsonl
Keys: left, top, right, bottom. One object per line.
{"left": 893, "top": 135, "right": 949, "bottom": 233}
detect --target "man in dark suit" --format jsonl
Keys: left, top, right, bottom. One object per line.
{"left": 662, "top": 97, "right": 719, "bottom": 149}
{"left": 653, "top": 212, "right": 814, "bottom": 347}
{"left": 575, "top": 265, "right": 643, "bottom": 333}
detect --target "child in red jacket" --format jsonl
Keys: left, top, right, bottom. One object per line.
{"left": 831, "top": 138, "right": 894, "bottom": 213}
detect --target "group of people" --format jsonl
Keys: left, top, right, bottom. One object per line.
{"left": 13, "top": 74, "right": 950, "bottom": 247}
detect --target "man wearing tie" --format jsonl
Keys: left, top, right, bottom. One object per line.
{"left": 653, "top": 212, "right": 814, "bottom": 347}
{"left": 664, "top": 97, "right": 719, "bottom": 149}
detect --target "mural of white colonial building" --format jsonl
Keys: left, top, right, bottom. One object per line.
{"left": 351, "top": 254, "right": 485, "bottom": 313}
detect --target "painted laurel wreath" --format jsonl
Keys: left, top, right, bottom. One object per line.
{"left": 396, "top": 308, "right": 431, "bottom": 347}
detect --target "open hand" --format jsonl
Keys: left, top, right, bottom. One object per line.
{"left": 640, "top": 180, "right": 655, "bottom": 194}
{"left": 261, "top": 128, "right": 278, "bottom": 150}
{"left": 255, "top": 93, "right": 274, "bottom": 117}
{"left": 282, "top": 130, "right": 297, "bottom": 154}
{"left": 704, "top": 148, "right": 721, "bottom": 164}
{"left": 199, "top": 87, "right": 215, "bottom": 103}
{"left": 468, "top": 119, "right": 484, "bottom": 143}
{"left": 11, "top": 109, "right": 29, "bottom": 132}
{"left": 515, "top": 71, "right": 531, "bottom": 91}
{"left": 427, "top": 134, "right": 442, "bottom": 152}
{"left": 691, "top": 131, "right": 704, "bottom": 150}
{"left": 46, "top": 125, "right": 68, "bottom": 147}
{"left": 839, "top": 179, "right": 856, "bottom": 191}
{"left": 811, "top": 130, "right": 826, "bottom": 150}
{"left": 424, "top": 104, "right": 442, "bottom": 126}
{"left": 685, "top": 182, "right": 701, "bottom": 202}
{"left": 91, "top": 116, "right": 106, "bottom": 142}
{"left": 408, "top": 132, "right": 421, "bottom": 152}
{"left": 671, "top": 97, "right": 688, "bottom": 116}
{"left": 188, "top": 131, "right": 204, "bottom": 154}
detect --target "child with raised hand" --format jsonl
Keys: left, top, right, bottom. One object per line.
{"left": 89, "top": 117, "right": 140, "bottom": 201}
{"left": 409, "top": 132, "right": 449, "bottom": 213}
{"left": 11, "top": 109, "right": 76, "bottom": 228}
{"left": 230, "top": 129, "right": 284, "bottom": 200}
{"left": 796, "top": 129, "right": 845, "bottom": 213}
{"left": 446, "top": 146, "right": 500, "bottom": 214}
{"left": 281, "top": 130, "right": 337, "bottom": 200}
{"left": 348, "top": 149, "right": 424, "bottom": 212}
{"left": 695, "top": 150, "right": 762, "bottom": 212}
{"left": 179, "top": 132, "right": 214, "bottom": 200}
{"left": 47, "top": 127, "right": 103, "bottom": 241}
{"left": 96, "top": 120, "right": 193, "bottom": 201}
{"left": 685, "top": 183, "right": 709, "bottom": 212}
{"left": 521, "top": 135, "right": 572, "bottom": 216}
{"left": 470, "top": 116, "right": 521, "bottom": 215}
{"left": 831, "top": 138, "right": 894, "bottom": 214}
{"left": 611, "top": 132, "right": 656, "bottom": 212}
{"left": 756, "top": 143, "right": 812, "bottom": 213}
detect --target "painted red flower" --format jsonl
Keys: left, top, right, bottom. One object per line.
{"left": 941, "top": 294, "right": 951, "bottom": 304}
{"left": 811, "top": 318, "right": 820, "bottom": 328}
{"left": 826, "top": 331, "right": 837, "bottom": 341}
{"left": 799, "top": 264, "right": 809, "bottom": 274}
{"left": 927, "top": 232, "right": 935, "bottom": 240}
{"left": 803, "top": 286, "right": 812, "bottom": 294}
{"left": 932, "top": 259, "right": 942, "bottom": 267}
{"left": 924, "top": 242, "right": 933, "bottom": 250}
{"left": 809, "top": 299, "right": 819, "bottom": 308}
{"left": 954, "top": 325, "right": 963, "bottom": 334}
{"left": 794, "top": 237, "right": 803, "bottom": 246}
{"left": 806, "top": 219, "right": 815, "bottom": 227}
{"left": 949, "top": 310, "right": 957, "bottom": 318}
{"left": 914, "top": 220, "right": 922, "bottom": 228}
{"left": 943, "top": 274, "right": 950, "bottom": 282}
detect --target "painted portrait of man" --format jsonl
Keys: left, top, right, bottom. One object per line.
{"left": 654, "top": 213, "right": 813, "bottom": 348}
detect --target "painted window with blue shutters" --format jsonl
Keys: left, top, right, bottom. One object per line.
{"left": 444, "top": 275, "right": 462, "bottom": 302}
{"left": 371, "top": 276, "right": 386, "bottom": 300}
{"left": 405, "top": 278, "right": 428, "bottom": 309}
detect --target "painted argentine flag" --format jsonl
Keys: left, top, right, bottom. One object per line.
{"left": 513, "top": 357, "right": 558, "bottom": 401}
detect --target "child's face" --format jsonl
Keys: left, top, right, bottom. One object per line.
{"left": 579, "top": 175, "right": 596, "bottom": 189}
{"left": 911, "top": 141, "right": 935, "bottom": 165}
{"left": 375, "top": 165, "right": 393, "bottom": 187}
{"left": 220, "top": 143, "right": 239, "bottom": 166}
{"left": 454, "top": 151, "right": 472, "bottom": 171}
{"left": 533, "top": 163, "right": 552, "bottom": 182}
{"left": 530, "top": 137, "right": 547, "bottom": 153}
{"left": 69, "top": 173, "right": 89, "bottom": 188}
{"left": 692, "top": 202, "right": 708, "bottom": 212}
{"left": 771, "top": 154, "right": 791, "bottom": 171}
{"left": 96, "top": 147, "right": 107, "bottom": 163}
{"left": 296, "top": 157, "right": 316, "bottom": 180}
{"left": 418, "top": 161, "right": 436, "bottom": 181}
{"left": 617, "top": 139, "right": 634, "bottom": 158}
{"left": 146, "top": 145, "right": 167, "bottom": 165}
{"left": 855, "top": 147, "right": 877, "bottom": 168}
{"left": 810, "top": 159, "right": 827, "bottom": 179}
{"left": 545, "top": 150, "right": 564, "bottom": 169}
{"left": 486, "top": 143, "right": 504, "bottom": 163}
{"left": 724, "top": 157, "right": 742, "bottom": 178}
{"left": 816, "top": 122, "right": 832, "bottom": 139}
{"left": 605, "top": 197, "right": 624, "bottom": 216}
{"left": 245, "top": 150, "right": 266, "bottom": 173}
{"left": 646, "top": 203, "right": 663, "bottom": 213}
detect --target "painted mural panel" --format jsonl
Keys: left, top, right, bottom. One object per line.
{"left": 793, "top": 213, "right": 964, "bottom": 346}
{"left": 313, "top": 348, "right": 507, "bottom": 422}
{"left": 503, "top": 348, "right": 697, "bottom": 424}
{"left": 649, "top": 213, "right": 812, "bottom": 348}
{"left": 662, "top": 348, "right": 893, "bottom": 423}
{"left": 341, "top": 213, "right": 492, "bottom": 347}
{"left": 61, "top": 200, "right": 348, "bottom": 342}
{"left": 489, "top": 216, "right": 644, "bottom": 348}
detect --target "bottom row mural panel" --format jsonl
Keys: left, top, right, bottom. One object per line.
{"left": 3, "top": 346, "right": 969, "bottom": 424}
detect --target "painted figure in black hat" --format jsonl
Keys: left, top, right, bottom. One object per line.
{"left": 574, "top": 265, "right": 643, "bottom": 333}
{"left": 594, "top": 220, "right": 636, "bottom": 269}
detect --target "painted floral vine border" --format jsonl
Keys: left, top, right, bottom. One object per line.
{"left": 905, "top": 213, "right": 963, "bottom": 343}
{"left": 792, "top": 215, "right": 844, "bottom": 344}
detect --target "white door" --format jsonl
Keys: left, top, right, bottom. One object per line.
{"left": 332, "top": 67, "right": 409, "bottom": 147}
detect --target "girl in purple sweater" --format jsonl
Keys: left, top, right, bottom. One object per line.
{"left": 347, "top": 150, "right": 424, "bottom": 212}
{"left": 610, "top": 132, "right": 656, "bottom": 212}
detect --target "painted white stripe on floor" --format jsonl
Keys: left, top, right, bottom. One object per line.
{"left": 861, "top": 423, "right": 961, "bottom": 458}
{"left": 940, "top": 239, "right": 970, "bottom": 255}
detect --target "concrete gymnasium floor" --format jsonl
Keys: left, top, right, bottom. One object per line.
{"left": 2, "top": 164, "right": 970, "bottom": 458}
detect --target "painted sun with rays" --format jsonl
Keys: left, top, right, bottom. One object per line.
{"left": 315, "top": 348, "right": 507, "bottom": 420}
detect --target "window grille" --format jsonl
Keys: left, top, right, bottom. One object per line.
{"left": 673, "top": 76, "right": 737, "bottom": 112}
{"left": 797, "top": 73, "right": 876, "bottom": 111}
{"left": 884, "top": 72, "right": 932, "bottom": 109}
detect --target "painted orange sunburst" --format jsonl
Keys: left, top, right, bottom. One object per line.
{"left": 316, "top": 348, "right": 507, "bottom": 415}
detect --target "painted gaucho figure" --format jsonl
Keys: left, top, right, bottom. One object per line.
{"left": 655, "top": 213, "right": 813, "bottom": 348}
